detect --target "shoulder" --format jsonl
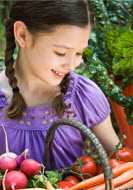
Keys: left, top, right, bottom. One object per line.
{"left": 0, "top": 70, "right": 12, "bottom": 106}
{"left": 0, "top": 70, "right": 10, "bottom": 90}
{"left": 69, "top": 71, "right": 111, "bottom": 127}
{"left": 70, "top": 71, "right": 105, "bottom": 96}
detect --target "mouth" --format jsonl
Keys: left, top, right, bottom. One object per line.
{"left": 51, "top": 69, "right": 66, "bottom": 78}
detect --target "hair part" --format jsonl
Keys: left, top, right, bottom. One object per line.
{"left": 4, "top": 0, "right": 90, "bottom": 119}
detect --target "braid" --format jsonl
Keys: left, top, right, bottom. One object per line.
{"left": 4, "top": 18, "right": 26, "bottom": 119}
{"left": 52, "top": 74, "right": 70, "bottom": 117}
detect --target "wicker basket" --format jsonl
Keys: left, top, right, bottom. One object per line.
{"left": 44, "top": 118, "right": 113, "bottom": 190}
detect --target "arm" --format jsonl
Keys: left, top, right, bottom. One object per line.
{"left": 92, "top": 115, "right": 120, "bottom": 153}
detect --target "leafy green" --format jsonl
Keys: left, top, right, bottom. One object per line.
{"left": 28, "top": 170, "right": 63, "bottom": 188}
{"left": 45, "top": 170, "right": 63, "bottom": 188}
{"left": 28, "top": 174, "right": 47, "bottom": 188}
{"left": 104, "top": 25, "right": 133, "bottom": 77}
{"left": 112, "top": 58, "right": 133, "bottom": 77}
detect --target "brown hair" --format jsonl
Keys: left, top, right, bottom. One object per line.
{"left": 4, "top": 0, "right": 90, "bottom": 119}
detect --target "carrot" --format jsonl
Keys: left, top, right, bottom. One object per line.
{"left": 69, "top": 173, "right": 104, "bottom": 190}
{"left": 85, "top": 187, "right": 115, "bottom": 190}
{"left": 112, "top": 169, "right": 133, "bottom": 188}
{"left": 86, "top": 169, "right": 133, "bottom": 190}
{"left": 69, "top": 162, "right": 133, "bottom": 190}
{"left": 115, "top": 179, "right": 133, "bottom": 190}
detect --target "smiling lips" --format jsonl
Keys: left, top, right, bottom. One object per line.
{"left": 51, "top": 69, "right": 67, "bottom": 78}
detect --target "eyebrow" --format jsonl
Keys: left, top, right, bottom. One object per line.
{"left": 53, "top": 44, "right": 88, "bottom": 50}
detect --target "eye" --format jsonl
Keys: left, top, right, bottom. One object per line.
{"left": 54, "top": 51, "right": 66, "bottom": 57}
{"left": 76, "top": 52, "right": 83, "bottom": 56}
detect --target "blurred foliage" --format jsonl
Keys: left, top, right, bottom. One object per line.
{"left": 0, "top": 21, "right": 5, "bottom": 58}
{"left": 0, "top": 0, "right": 12, "bottom": 58}
{"left": 0, "top": 0, "right": 12, "bottom": 22}
{"left": 77, "top": 0, "right": 133, "bottom": 124}
{"left": 105, "top": 26, "right": 133, "bottom": 77}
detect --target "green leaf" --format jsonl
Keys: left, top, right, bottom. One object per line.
{"left": 45, "top": 171, "right": 63, "bottom": 188}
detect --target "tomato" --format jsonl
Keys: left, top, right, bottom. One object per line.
{"left": 96, "top": 165, "right": 103, "bottom": 174}
{"left": 115, "top": 147, "right": 133, "bottom": 162}
{"left": 96, "top": 159, "right": 124, "bottom": 175}
{"left": 58, "top": 180, "right": 72, "bottom": 189}
{"left": 58, "top": 176, "right": 79, "bottom": 189}
{"left": 64, "top": 176, "right": 79, "bottom": 186}
{"left": 79, "top": 155, "right": 94, "bottom": 164}
{"left": 81, "top": 162, "right": 96, "bottom": 175}
{"left": 72, "top": 155, "right": 97, "bottom": 178}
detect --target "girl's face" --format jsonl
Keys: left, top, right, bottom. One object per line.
{"left": 17, "top": 24, "right": 90, "bottom": 86}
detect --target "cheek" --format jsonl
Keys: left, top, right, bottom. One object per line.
{"left": 34, "top": 54, "right": 55, "bottom": 70}
{"left": 30, "top": 47, "right": 54, "bottom": 67}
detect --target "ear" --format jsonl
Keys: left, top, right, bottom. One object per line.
{"left": 13, "top": 21, "right": 33, "bottom": 48}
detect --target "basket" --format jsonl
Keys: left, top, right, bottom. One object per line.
{"left": 44, "top": 118, "right": 113, "bottom": 190}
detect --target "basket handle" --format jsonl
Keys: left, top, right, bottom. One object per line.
{"left": 44, "top": 118, "right": 113, "bottom": 190}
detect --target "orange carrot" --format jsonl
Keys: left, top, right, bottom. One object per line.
{"left": 115, "top": 179, "right": 133, "bottom": 190}
{"left": 69, "top": 162, "right": 133, "bottom": 190}
{"left": 85, "top": 187, "right": 115, "bottom": 190}
{"left": 86, "top": 169, "right": 133, "bottom": 190}
{"left": 69, "top": 173, "right": 104, "bottom": 190}
{"left": 112, "top": 169, "right": 133, "bottom": 188}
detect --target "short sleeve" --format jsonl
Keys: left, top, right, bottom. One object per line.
{"left": 0, "top": 70, "right": 11, "bottom": 109}
{"left": 72, "top": 74, "right": 111, "bottom": 128}
{"left": 0, "top": 91, "right": 7, "bottom": 109}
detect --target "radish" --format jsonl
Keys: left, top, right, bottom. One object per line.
{"left": 20, "top": 159, "right": 42, "bottom": 177}
{"left": 16, "top": 149, "right": 29, "bottom": 166}
{"left": 4, "top": 170, "right": 28, "bottom": 190}
{"left": 0, "top": 124, "right": 17, "bottom": 159}
{"left": 0, "top": 152, "right": 17, "bottom": 159}
{"left": 0, "top": 156, "right": 17, "bottom": 171}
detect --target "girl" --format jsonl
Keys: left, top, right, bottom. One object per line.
{"left": 0, "top": 0, "right": 120, "bottom": 170}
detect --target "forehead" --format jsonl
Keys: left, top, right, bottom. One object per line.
{"left": 35, "top": 25, "right": 90, "bottom": 48}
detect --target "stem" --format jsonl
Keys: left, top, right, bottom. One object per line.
{"left": 11, "top": 184, "right": 16, "bottom": 190}
{"left": 2, "top": 169, "right": 8, "bottom": 190}
{"left": 41, "top": 164, "right": 45, "bottom": 174}
{"left": 69, "top": 170, "right": 84, "bottom": 180}
{"left": 22, "top": 148, "right": 29, "bottom": 159}
{"left": 109, "top": 141, "right": 123, "bottom": 159}
{"left": 1, "top": 124, "right": 9, "bottom": 153}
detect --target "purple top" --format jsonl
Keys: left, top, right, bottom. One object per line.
{"left": 0, "top": 71, "right": 110, "bottom": 170}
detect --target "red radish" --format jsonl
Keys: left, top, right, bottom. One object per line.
{"left": 0, "top": 156, "right": 17, "bottom": 171}
{"left": 16, "top": 149, "right": 29, "bottom": 166}
{"left": 20, "top": 159, "right": 41, "bottom": 177}
{"left": 4, "top": 170, "right": 28, "bottom": 190}
{"left": 0, "top": 124, "right": 17, "bottom": 161}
